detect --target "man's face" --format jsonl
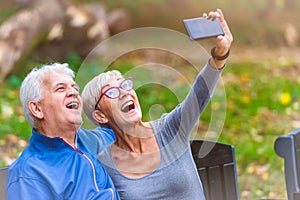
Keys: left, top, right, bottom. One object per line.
{"left": 38, "top": 71, "right": 83, "bottom": 130}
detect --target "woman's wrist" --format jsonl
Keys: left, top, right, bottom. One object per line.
{"left": 211, "top": 46, "right": 230, "bottom": 61}
{"left": 210, "top": 46, "right": 230, "bottom": 69}
{"left": 209, "top": 58, "right": 226, "bottom": 70}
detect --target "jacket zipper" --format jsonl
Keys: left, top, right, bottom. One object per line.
{"left": 60, "top": 138, "right": 100, "bottom": 192}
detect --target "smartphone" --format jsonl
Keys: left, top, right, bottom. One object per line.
{"left": 183, "top": 17, "right": 224, "bottom": 40}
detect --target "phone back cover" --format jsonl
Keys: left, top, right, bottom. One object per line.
{"left": 183, "top": 17, "right": 224, "bottom": 40}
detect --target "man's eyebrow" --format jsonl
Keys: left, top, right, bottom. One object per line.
{"left": 54, "top": 82, "right": 65, "bottom": 88}
{"left": 73, "top": 83, "right": 80, "bottom": 90}
{"left": 72, "top": 83, "right": 79, "bottom": 87}
{"left": 53, "top": 82, "right": 79, "bottom": 89}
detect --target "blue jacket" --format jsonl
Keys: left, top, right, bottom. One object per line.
{"left": 6, "top": 127, "right": 118, "bottom": 200}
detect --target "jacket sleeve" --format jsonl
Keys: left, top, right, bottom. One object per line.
{"left": 78, "top": 126, "right": 116, "bottom": 156}
{"left": 7, "top": 178, "right": 60, "bottom": 200}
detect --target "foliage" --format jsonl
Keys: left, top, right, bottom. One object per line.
{"left": 0, "top": 78, "right": 31, "bottom": 139}
{"left": 0, "top": 6, "right": 19, "bottom": 24}
{"left": 70, "top": 0, "right": 300, "bottom": 47}
{"left": 2, "top": 0, "right": 300, "bottom": 199}
{"left": 1, "top": 51, "right": 295, "bottom": 198}
{"left": 67, "top": 51, "right": 83, "bottom": 74}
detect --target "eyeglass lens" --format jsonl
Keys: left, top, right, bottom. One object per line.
{"left": 94, "top": 78, "right": 133, "bottom": 109}
{"left": 105, "top": 79, "right": 133, "bottom": 98}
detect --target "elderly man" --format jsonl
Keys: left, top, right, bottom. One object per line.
{"left": 6, "top": 63, "right": 119, "bottom": 200}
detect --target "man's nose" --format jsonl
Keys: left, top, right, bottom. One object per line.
{"left": 67, "top": 87, "right": 79, "bottom": 97}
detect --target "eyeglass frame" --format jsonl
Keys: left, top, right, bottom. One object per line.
{"left": 94, "top": 78, "right": 134, "bottom": 109}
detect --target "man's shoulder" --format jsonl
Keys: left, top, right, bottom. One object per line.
{"left": 7, "top": 148, "right": 38, "bottom": 179}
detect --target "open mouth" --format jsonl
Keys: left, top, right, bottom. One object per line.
{"left": 66, "top": 101, "right": 79, "bottom": 110}
{"left": 121, "top": 100, "right": 135, "bottom": 113}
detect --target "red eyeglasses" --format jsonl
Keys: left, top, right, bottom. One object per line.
{"left": 94, "top": 78, "right": 133, "bottom": 109}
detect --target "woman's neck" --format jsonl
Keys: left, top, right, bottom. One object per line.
{"left": 112, "top": 123, "right": 157, "bottom": 153}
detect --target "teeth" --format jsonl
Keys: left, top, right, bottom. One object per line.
{"left": 67, "top": 102, "right": 78, "bottom": 109}
{"left": 121, "top": 101, "right": 134, "bottom": 112}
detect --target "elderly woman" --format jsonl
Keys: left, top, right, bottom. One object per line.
{"left": 81, "top": 9, "right": 233, "bottom": 200}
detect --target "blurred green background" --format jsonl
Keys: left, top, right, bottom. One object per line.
{"left": 1, "top": 0, "right": 300, "bottom": 199}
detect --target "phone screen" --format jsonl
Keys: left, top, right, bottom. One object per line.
{"left": 183, "top": 17, "right": 224, "bottom": 40}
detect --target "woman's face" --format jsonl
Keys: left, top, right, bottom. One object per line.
{"left": 97, "top": 76, "right": 142, "bottom": 129}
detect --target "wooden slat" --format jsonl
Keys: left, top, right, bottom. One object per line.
{"left": 191, "top": 140, "right": 239, "bottom": 200}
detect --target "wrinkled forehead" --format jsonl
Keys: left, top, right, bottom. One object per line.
{"left": 43, "top": 71, "right": 74, "bottom": 88}
{"left": 100, "top": 73, "right": 124, "bottom": 88}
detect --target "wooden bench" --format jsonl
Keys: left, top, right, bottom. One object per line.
{"left": 1, "top": 140, "right": 239, "bottom": 200}
{"left": 274, "top": 128, "right": 300, "bottom": 200}
{"left": 0, "top": 166, "right": 8, "bottom": 200}
{"left": 191, "top": 139, "right": 239, "bottom": 200}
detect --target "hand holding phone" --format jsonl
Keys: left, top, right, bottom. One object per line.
{"left": 183, "top": 17, "right": 224, "bottom": 40}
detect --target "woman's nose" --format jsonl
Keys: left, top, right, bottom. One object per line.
{"left": 119, "top": 88, "right": 129, "bottom": 99}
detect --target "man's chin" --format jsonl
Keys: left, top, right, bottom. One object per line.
{"left": 69, "top": 118, "right": 83, "bottom": 129}
{"left": 74, "top": 122, "right": 83, "bottom": 128}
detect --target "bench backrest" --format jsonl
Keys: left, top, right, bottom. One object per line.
{"left": 191, "top": 139, "right": 239, "bottom": 200}
{"left": 274, "top": 128, "right": 300, "bottom": 200}
{"left": 1, "top": 141, "right": 238, "bottom": 200}
{"left": 0, "top": 166, "right": 8, "bottom": 200}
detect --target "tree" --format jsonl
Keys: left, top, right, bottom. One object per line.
{"left": 285, "top": 0, "right": 297, "bottom": 10}
{"left": 0, "top": 0, "right": 131, "bottom": 83}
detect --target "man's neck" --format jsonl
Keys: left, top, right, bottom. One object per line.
{"left": 35, "top": 123, "right": 79, "bottom": 147}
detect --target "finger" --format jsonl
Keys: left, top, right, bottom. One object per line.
{"left": 216, "top": 9, "right": 225, "bottom": 22}
{"left": 207, "top": 11, "right": 220, "bottom": 20}
{"left": 215, "top": 9, "right": 233, "bottom": 42}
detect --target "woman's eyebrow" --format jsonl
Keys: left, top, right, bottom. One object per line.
{"left": 102, "top": 78, "right": 124, "bottom": 89}
{"left": 101, "top": 83, "right": 110, "bottom": 91}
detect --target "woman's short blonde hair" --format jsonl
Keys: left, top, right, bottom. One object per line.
{"left": 81, "top": 70, "right": 123, "bottom": 126}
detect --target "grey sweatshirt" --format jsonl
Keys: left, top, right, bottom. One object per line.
{"left": 98, "top": 61, "right": 223, "bottom": 200}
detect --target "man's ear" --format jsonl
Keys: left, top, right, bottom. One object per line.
{"left": 28, "top": 101, "right": 44, "bottom": 119}
{"left": 92, "top": 110, "right": 108, "bottom": 124}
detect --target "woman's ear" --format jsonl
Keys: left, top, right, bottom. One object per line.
{"left": 28, "top": 101, "right": 44, "bottom": 119}
{"left": 92, "top": 110, "right": 108, "bottom": 124}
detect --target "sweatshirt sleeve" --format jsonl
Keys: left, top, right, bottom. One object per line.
{"left": 152, "top": 61, "right": 224, "bottom": 143}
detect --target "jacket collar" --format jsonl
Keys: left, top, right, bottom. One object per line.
{"left": 30, "top": 129, "right": 79, "bottom": 151}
